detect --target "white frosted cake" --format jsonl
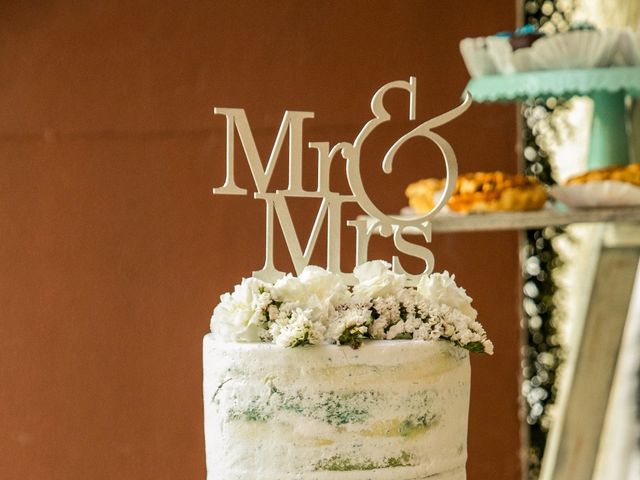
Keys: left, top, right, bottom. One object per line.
{"left": 204, "top": 338, "right": 470, "bottom": 479}
{"left": 204, "top": 261, "right": 492, "bottom": 480}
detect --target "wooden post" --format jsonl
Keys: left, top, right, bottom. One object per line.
{"left": 540, "top": 225, "right": 640, "bottom": 480}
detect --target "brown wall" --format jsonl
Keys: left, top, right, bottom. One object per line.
{"left": 0, "top": 1, "right": 521, "bottom": 479}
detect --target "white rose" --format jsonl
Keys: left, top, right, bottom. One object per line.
{"left": 353, "top": 260, "right": 405, "bottom": 299}
{"left": 299, "top": 266, "right": 349, "bottom": 306}
{"left": 417, "top": 271, "right": 477, "bottom": 320}
{"left": 210, "top": 277, "right": 268, "bottom": 342}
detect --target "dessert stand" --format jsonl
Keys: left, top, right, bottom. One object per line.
{"left": 362, "top": 205, "right": 640, "bottom": 480}
{"left": 466, "top": 66, "right": 640, "bottom": 169}
{"left": 465, "top": 65, "right": 640, "bottom": 480}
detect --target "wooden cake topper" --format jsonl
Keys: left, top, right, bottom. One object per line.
{"left": 213, "top": 77, "right": 472, "bottom": 285}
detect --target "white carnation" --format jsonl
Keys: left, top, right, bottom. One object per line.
{"left": 271, "top": 267, "right": 348, "bottom": 322}
{"left": 271, "top": 274, "right": 306, "bottom": 303}
{"left": 299, "top": 266, "right": 349, "bottom": 306}
{"left": 353, "top": 260, "right": 406, "bottom": 300}
{"left": 417, "top": 271, "right": 477, "bottom": 320}
{"left": 210, "top": 277, "right": 268, "bottom": 342}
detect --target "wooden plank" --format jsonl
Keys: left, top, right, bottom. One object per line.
{"left": 540, "top": 244, "right": 640, "bottom": 480}
{"left": 593, "top": 269, "right": 640, "bottom": 480}
{"left": 360, "top": 206, "right": 640, "bottom": 234}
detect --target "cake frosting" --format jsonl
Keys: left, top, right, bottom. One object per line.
{"left": 203, "top": 262, "right": 491, "bottom": 480}
{"left": 203, "top": 336, "right": 470, "bottom": 479}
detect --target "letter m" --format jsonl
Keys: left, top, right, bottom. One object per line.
{"left": 213, "top": 108, "right": 314, "bottom": 195}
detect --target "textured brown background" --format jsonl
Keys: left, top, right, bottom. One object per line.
{"left": 0, "top": 1, "right": 521, "bottom": 479}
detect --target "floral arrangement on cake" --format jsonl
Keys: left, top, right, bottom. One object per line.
{"left": 211, "top": 261, "right": 493, "bottom": 354}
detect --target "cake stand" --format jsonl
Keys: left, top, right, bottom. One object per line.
{"left": 466, "top": 66, "right": 640, "bottom": 170}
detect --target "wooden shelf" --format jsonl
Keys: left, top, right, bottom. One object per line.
{"left": 361, "top": 205, "right": 640, "bottom": 234}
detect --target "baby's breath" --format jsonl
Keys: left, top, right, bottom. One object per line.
{"left": 211, "top": 263, "right": 493, "bottom": 354}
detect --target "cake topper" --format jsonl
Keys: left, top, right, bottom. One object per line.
{"left": 213, "top": 77, "right": 471, "bottom": 286}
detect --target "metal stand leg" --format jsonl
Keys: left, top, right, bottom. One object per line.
{"left": 589, "top": 91, "right": 630, "bottom": 169}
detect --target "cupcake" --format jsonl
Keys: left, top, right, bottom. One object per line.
{"left": 527, "top": 27, "right": 620, "bottom": 70}
{"left": 459, "top": 36, "right": 499, "bottom": 78}
{"left": 486, "top": 25, "right": 545, "bottom": 74}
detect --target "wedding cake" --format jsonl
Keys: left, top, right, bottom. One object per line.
{"left": 204, "top": 262, "right": 492, "bottom": 479}
{"left": 204, "top": 77, "right": 491, "bottom": 479}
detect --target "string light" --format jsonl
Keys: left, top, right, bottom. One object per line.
{"left": 520, "top": 1, "right": 575, "bottom": 478}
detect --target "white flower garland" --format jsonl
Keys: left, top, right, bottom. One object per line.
{"left": 210, "top": 261, "right": 493, "bottom": 354}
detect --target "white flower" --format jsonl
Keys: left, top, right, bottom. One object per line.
{"left": 369, "top": 317, "right": 388, "bottom": 339}
{"left": 271, "top": 267, "right": 348, "bottom": 312}
{"left": 417, "top": 271, "right": 477, "bottom": 320}
{"left": 327, "top": 306, "right": 371, "bottom": 344}
{"left": 353, "top": 260, "right": 406, "bottom": 300}
{"left": 483, "top": 340, "right": 494, "bottom": 355}
{"left": 272, "top": 308, "right": 326, "bottom": 347}
{"left": 372, "top": 296, "right": 401, "bottom": 322}
{"left": 403, "top": 315, "right": 422, "bottom": 334}
{"left": 210, "top": 277, "right": 268, "bottom": 342}
{"left": 443, "top": 324, "right": 455, "bottom": 337}
{"left": 386, "top": 321, "right": 406, "bottom": 340}
{"left": 271, "top": 265, "right": 349, "bottom": 306}
{"left": 413, "top": 323, "right": 430, "bottom": 341}
{"left": 267, "top": 304, "right": 280, "bottom": 321}
{"left": 271, "top": 274, "right": 306, "bottom": 303}
{"left": 209, "top": 264, "right": 493, "bottom": 354}
{"left": 299, "top": 266, "right": 349, "bottom": 306}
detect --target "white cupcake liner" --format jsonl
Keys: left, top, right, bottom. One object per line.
{"left": 459, "top": 37, "right": 498, "bottom": 77}
{"left": 486, "top": 36, "right": 537, "bottom": 74}
{"left": 549, "top": 181, "right": 640, "bottom": 208}
{"left": 619, "top": 28, "right": 640, "bottom": 66}
{"left": 486, "top": 29, "right": 621, "bottom": 73}
{"left": 528, "top": 29, "right": 620, "bottom": 70}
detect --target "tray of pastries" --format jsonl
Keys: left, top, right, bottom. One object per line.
{"left": 549, "top": 163, "right": 640, "bottom": 208}
{"left": 406, "top": 171, "right": 548, "bottom": 214}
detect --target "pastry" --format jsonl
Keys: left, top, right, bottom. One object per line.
{"left": 566, "top": 163, "right": 640, "bottom": 187}
{"left": 406, "top": 172, "right": 548, "bottom": 214}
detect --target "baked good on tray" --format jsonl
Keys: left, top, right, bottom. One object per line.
{"left": 547, "top": 164, "right": 640, "bottom": 207}
{"left": 566, "top": 163, "right": 640, "bottom": 186}
{"left": 406, "top": 171, "right": 547, "bottom": 214}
